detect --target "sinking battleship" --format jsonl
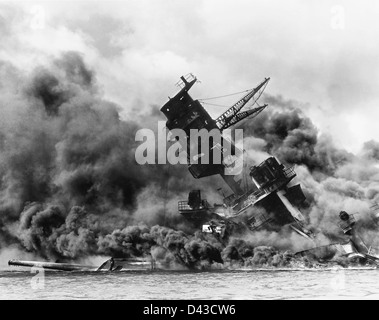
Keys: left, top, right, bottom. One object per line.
{"left": 8, "top": 74, "right": 379, "bottom": 271}
{"left": 161, "top": 74, "right": 312, "bottom": 240}
{"left": 160, "top": 74, "right": 379, "bottom": 266}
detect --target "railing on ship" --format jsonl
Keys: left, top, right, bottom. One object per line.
{"left": 178, "top": 199, "right": 210, "bottom": 211}
{"left": 248, "top": 213, "right": 271, "bottom": 230}
{"left": 237, "top": 189, "right": 266, "bottom": 213}
{"left": 283, "top": 166, "right": 296, "bottom": 180}
{"left": 176, "top": 73, "right": 196, "bottom": 89}
{"left": 178, "top": 201, "right": 192, "bottom": 211}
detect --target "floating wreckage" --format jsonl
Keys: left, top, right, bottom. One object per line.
{"left": 8, "top": 257, "right": 157, "bottom": 272}
{"left": 297, "top": 209, "right": 379, "bottom": 265}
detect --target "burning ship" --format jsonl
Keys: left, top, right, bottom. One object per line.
{"left": 8, "top": 74, "right": 379, "bottom": 271}
{"left": 161, "top": 74, "right": 312, "bottom": 241}
{"left": 160, "top": 74, "right": 379, "bottom": 266}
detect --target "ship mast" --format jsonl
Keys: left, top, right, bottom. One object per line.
{"left": 160, "top": 75, "right": 270, "bottom": 197}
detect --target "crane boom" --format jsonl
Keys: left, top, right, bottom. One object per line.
{"left": 222, "top": 104, "right": 268, "bottom": 129}
{"left": 215, "top": 77, "right": 270, "bottom": 130}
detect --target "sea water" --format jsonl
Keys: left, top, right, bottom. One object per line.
{"left": 1, "top": 268, "right": 379, "bottom": 300}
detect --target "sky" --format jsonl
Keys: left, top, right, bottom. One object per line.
{"left": 0, "top": 0, "right": 378, "bottom": 153}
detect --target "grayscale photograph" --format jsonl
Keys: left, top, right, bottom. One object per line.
{"left": 0, "top": 0, "right": 379, "bottom": 303}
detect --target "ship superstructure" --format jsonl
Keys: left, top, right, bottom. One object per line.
{"left": 160, "top": 75, "right": 379, "bottom": 265}
{"left": 161, "top": 75, "right": 313, "bottom": 241}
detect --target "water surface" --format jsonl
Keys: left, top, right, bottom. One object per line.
{"left": 1, "top": 268, "right": 379, "bottom": 300}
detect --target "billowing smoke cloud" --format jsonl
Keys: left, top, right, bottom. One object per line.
{"left": 0, "top": 53, "right": 169, "bottom": 252}
{"left": 240, "top": 94, "right": 379, "bottom": 250}
{"left": 1, "top": 55, "right": 153, "bottom": 217}
{"left": 362, "top": 140, "right": 379, "bottom": 162}
{"left": 0, "top": 51, "right": 227, "bottom": 265}
{"left": 1, "top": 51, "right": 379, "bottom": 269}
{"left": 243, "top": 94, "right": 354, "bottom": 175}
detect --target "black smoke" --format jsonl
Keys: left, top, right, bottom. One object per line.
{"left": 0, "top": 52, "right": 226, "bottom": 263}
{"left": 243, "top": 95, "right": 354, "bottom": 175}
{"left": 1, "top": 52, "right": 379, "bottom": 269}
{"left": 241, "top": 94, "right": 379, "bottom": 250}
